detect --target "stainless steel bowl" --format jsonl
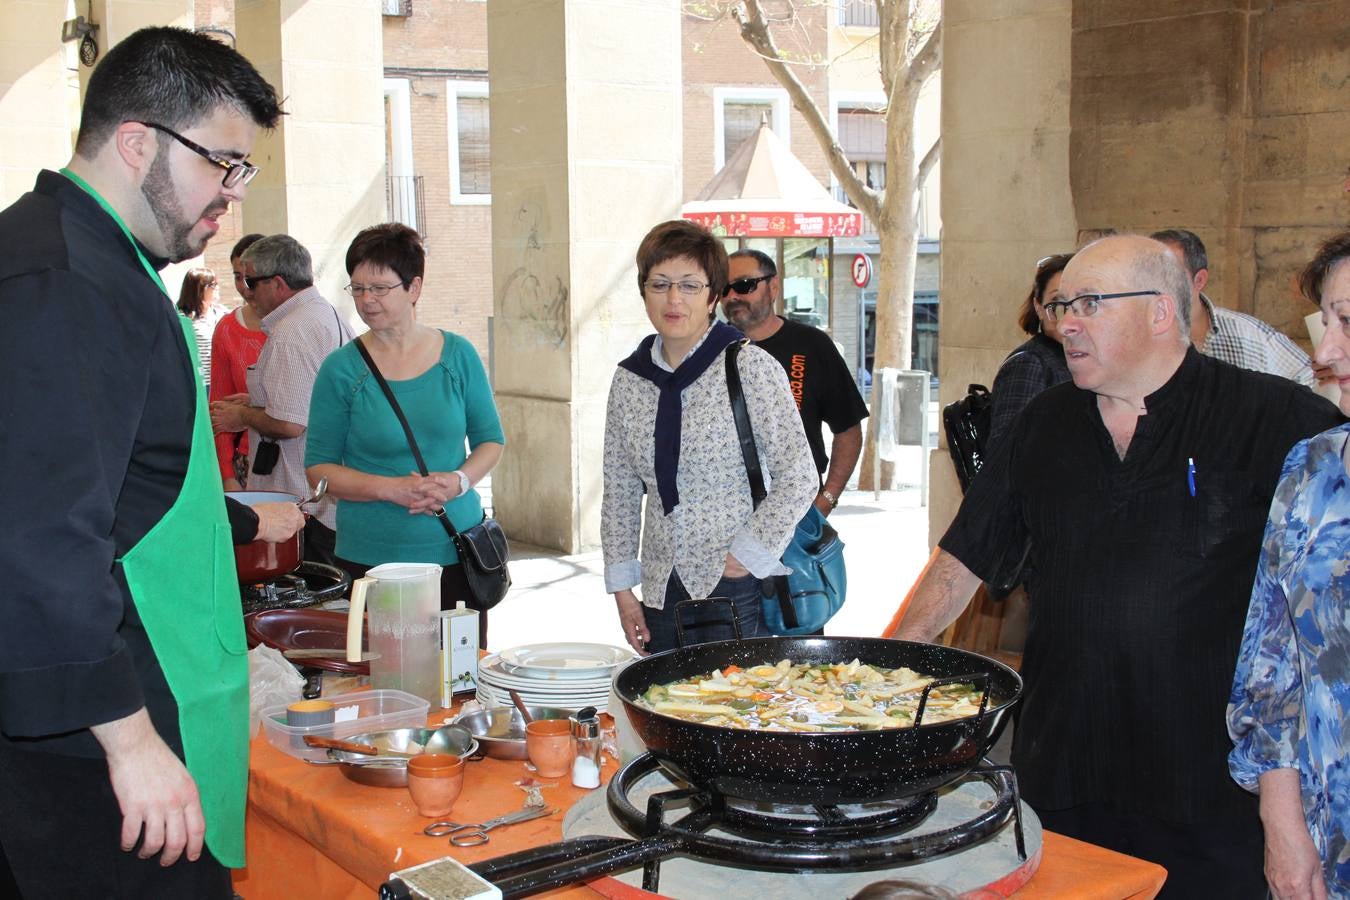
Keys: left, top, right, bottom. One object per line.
{"left": 452, "top": 706, "right": 574, "bottom": 760}
{"left": 324, "top": 725, "right": 479, "bottom": 787}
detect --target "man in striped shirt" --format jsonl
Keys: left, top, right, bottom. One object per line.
{"left": 1152, "top": 228, "right": 1317, "bottom": 387}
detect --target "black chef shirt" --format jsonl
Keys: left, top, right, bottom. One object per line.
{"left": 941, "top": 348, "right": 1342, "bottom": 823}
{"left": 0, "top": 171, "right": 196, "bottom": 758}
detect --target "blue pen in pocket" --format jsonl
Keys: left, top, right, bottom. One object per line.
{"left": 1187, "top": 457, "right": 1197, "bottom": 497}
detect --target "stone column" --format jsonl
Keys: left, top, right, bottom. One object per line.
{"left": 0, "top": 0, "right": 81, "bottom": 207}
{"left": 487, "top": 0, "right": 683, "bottom": 553}
{"left": 235, "top": 0, "right": 385, "bottom": 316}
{"left": 931, "top": 0, "right": 1077, "bottom": 542}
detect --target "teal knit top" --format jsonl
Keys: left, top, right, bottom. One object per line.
{"left": 305, "top": 331, "right": 504, "bottom": 566}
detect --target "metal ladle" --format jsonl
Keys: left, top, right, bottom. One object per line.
{"left": 298, "top": 476, "right": 328, "bottom": 508}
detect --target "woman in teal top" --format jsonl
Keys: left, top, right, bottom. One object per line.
{"left": 306, "top": 224, "right": 504, "bottom": 645}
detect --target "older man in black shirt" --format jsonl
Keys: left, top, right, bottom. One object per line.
{"left": 894, "top": 235, "right": 1341, "bottom": 897}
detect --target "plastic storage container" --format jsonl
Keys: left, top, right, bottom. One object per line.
{"left": 260, "top": 688, "right": 431, "bottom": 762}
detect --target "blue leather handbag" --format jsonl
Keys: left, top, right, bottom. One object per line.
{"left": 725, "top": 342, "right": 847, "bottom": 636}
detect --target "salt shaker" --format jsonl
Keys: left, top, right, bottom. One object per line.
{"left": 570, "top": 707, "right": 602, "bottom": 789}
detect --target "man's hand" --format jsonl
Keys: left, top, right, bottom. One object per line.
{"left": 251, "top": 501, "right": 305, "bottom": 543}
{"left": 223, "top": 477, "right": 243, "bottom": 492}
{"left": 615, "top": 589, "right": 650, "bottom": 655}
{"left": 1313, "top": 361, "right": 1336, "bottom": 386}
{"left": 812, "top": 493, "right": 834, "bottom": 517}
{"left": 1260, "top": 768, "right": 1328, "bottom": 900}
{"left": 91, "top": 709, "right": 205, "bottom": 867}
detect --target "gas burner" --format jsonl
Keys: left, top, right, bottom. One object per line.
{"left": 239, "top": 561, "right": 349, "bottom": 615}
{"left": 470, "top": 754, "right": 1033, "bottom": 898}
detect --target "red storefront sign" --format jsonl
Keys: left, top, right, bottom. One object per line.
{"left": 683, "top": 209, "right": 862, "bottom": 238}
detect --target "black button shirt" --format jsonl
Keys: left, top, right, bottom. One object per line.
{"left": 941, "top": 348, "right": 1342, "bottom": 822}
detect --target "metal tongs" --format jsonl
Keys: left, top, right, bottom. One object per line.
{"left": 423, "top": 805, "right": 555, "bottom": 847}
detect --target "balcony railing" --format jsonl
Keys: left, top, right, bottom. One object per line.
{"left": 387, "top": 174, "right": 426, "bottom": 238}
{"left": 382, "top": 0, "right": 412, "bottom": 17}
{"left": 840, "top": 0, "right": 879, "bottom": 28}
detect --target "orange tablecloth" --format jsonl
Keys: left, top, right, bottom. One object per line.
{"left": 233, "top": 731, "right": 1166, "bottom": 899}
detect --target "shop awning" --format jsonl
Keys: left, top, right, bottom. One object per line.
{"left": 682, "top": 122, "right": 863, "bottom": 238}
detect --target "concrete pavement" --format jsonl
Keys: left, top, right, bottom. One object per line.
{"left": 487, "top": 483, "right": 934, "bottom": 653}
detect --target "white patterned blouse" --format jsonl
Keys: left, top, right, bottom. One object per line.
{"left": 601, "top": 333, "right": 818, "bottom": 609}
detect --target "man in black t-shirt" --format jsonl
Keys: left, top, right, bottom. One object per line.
{"left": 725, "top": 249, "right": 869, "bottom": 516}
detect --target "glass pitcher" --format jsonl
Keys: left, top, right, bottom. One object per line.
{"left": 346, "top": 563, "right": 441, "bottom": 705}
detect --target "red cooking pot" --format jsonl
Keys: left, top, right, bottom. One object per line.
{"left": 226, "top": 490, "right": 301, "bottom": 582}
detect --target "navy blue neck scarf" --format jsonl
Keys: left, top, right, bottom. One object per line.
{"left": 618, "top": 320, "right": 743, "bottom": 515}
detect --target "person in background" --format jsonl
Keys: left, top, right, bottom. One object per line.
{"left": 987, "top": 253, "right": 1073, "bottom": 452}
{"left": 176, "top": 267, "right": 226, "bottom": 390}
{"left": 1151, "top": 228, "right": 1318, "bottom": 388}
{"left": 305, "top": 224, "right": 503, "bottom": 647}
{"left": 211, "top": 232, "right": 267, "bottom": 490}
{"left": 1228, "top": 230, "right": 1350, "bottom": 900}
{"left": 723, "top": 248, "right": 867, "bottom": 517}
{"left": 893, "top": 235, "right": 1341, "bottom": 898}
{"left": 210, "top": 234, "right": 351, "bottom": 566}
{"left": 602, "top": 220, "right": 816, "bottom": 655}
{"left": 0, "top": 25, "right": 280, "bottom": 898}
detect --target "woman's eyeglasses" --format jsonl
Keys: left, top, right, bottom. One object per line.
{"left": 644, "top": 279, "right": 710, "bottom": 297}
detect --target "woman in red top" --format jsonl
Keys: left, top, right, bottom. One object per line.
{"left": 211, "top": 234, "right": 268, "bottom": 489}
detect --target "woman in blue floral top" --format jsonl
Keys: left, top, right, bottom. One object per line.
{"left": 1228, "top": 231, "right": 1350, "bottom": 900}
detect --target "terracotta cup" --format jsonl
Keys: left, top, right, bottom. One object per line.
{"left": 525, "top": 719, "right": 574, "bottom": 778}
{"left": 406, "top": 754, "right": 465, "bottom": 818}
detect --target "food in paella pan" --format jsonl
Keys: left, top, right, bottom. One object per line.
{"left": 635, "top": 659, "right": 985, "bottom": 732}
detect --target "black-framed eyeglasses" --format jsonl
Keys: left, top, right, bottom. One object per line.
{"left": 1043, "top": 290, "right": 1161, "bottom": 322}
{"left": 723, "top": 274, "right": 773, "bottom": 296}
{"left": 138, "top": 121, "right": 259, "bottom": 188}
{"left": 244, "top": 273, "right": 276, "bottom": 291}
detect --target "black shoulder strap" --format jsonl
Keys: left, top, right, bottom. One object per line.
{"left": 355, "top": 338, "right": 460, "bottom": 539}
{"left": 726, "top": 340, "right": 766, "bottom": 509}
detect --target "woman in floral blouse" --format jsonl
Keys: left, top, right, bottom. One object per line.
{"left": 1228, "top": 231, "right": 1350, "bottom": 900}
{"left": 601, "top": 221, "right": 816, "bottom": 655}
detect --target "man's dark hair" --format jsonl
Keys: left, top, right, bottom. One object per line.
{"left": 75, "top": 27, "right": 282, "bottom": 158}
{"left": 1150, "top": 228, "right": 1208, "bottom": 278}
{"left": 1298, "top": 230, "right": 1350, "bottom": 306}
{"left": 1017, "top": 253, "right": 1073, "bottom": 336}
{"left": 729, "top": 248, "right": 777, "bottom": 279}
{"left": 345, "top": 223, "right": 425, "bottom": 287}
{"left": 231, "top": 232, "right": 265, "bottom": 262}
{"left": 636, "top": 220, "right": 729, "bottom": 303}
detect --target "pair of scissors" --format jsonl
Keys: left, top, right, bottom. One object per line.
{"left": 423, "top": 806, "right": 555, "bottom": 846}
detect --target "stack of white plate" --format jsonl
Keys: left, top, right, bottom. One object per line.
{"left": 476, "top": 642, "right": 633, "bottom": 713}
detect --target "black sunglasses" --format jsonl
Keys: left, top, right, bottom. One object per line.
{"left": 723, "top": 274, "right": 773, "bottom": 296}
{"left": 244, "top": 273, "right": 277, "bottom": 290}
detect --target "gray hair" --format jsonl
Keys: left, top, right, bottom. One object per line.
{"left": 242, "top": 234, "right": 314, "bottom": 290}
{"left": 1138, "top": 238, "right": 1194, "bottom": 335}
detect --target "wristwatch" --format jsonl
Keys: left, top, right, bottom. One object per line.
{"left": 451, "top": 469, "right": 470, "bottom": 498}
{"left": 820, "top": 488, "right": 839, "bottom": 510}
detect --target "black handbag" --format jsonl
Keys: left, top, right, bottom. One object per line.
{"left": 941, "top": 383, "right": 993, "bottom": 493}
{"left": 355, "top": 340, "right": 511, "bottom": 611}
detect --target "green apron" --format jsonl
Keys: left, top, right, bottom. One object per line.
{"left": 61, "top": 170, "right": 249, "bottom": 867}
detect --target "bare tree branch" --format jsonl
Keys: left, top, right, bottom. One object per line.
{"left": 903, "top": 18, "right": 942, "bottom": 92}
{"left": 917, "top": 136, "right": 940, "bottom": 188}
{"left": 734, "top": 0, "right": 883, "bottom": 221}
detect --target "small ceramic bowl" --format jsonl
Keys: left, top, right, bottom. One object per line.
{"left": 407, "top": 754, "right": 465, "bottom": 817}
{"left": 525, "top": 719, "right": 574, "bottom": 778}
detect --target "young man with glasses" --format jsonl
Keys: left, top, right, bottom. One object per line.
{"left": 893, "top": 234, "right": 1341, "bottom": 898}
{"left": 210, "top": 234, "right": 352, "bottom": 566}
{"left": 0, "top": 27, "right": 280, "bottom": 898}
{"left": 723, "top": 249, "right": 868, "bottom": 517}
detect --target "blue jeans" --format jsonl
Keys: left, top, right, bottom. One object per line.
{"left": 643, "top": 570, "right": 766, "bottom": 654}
